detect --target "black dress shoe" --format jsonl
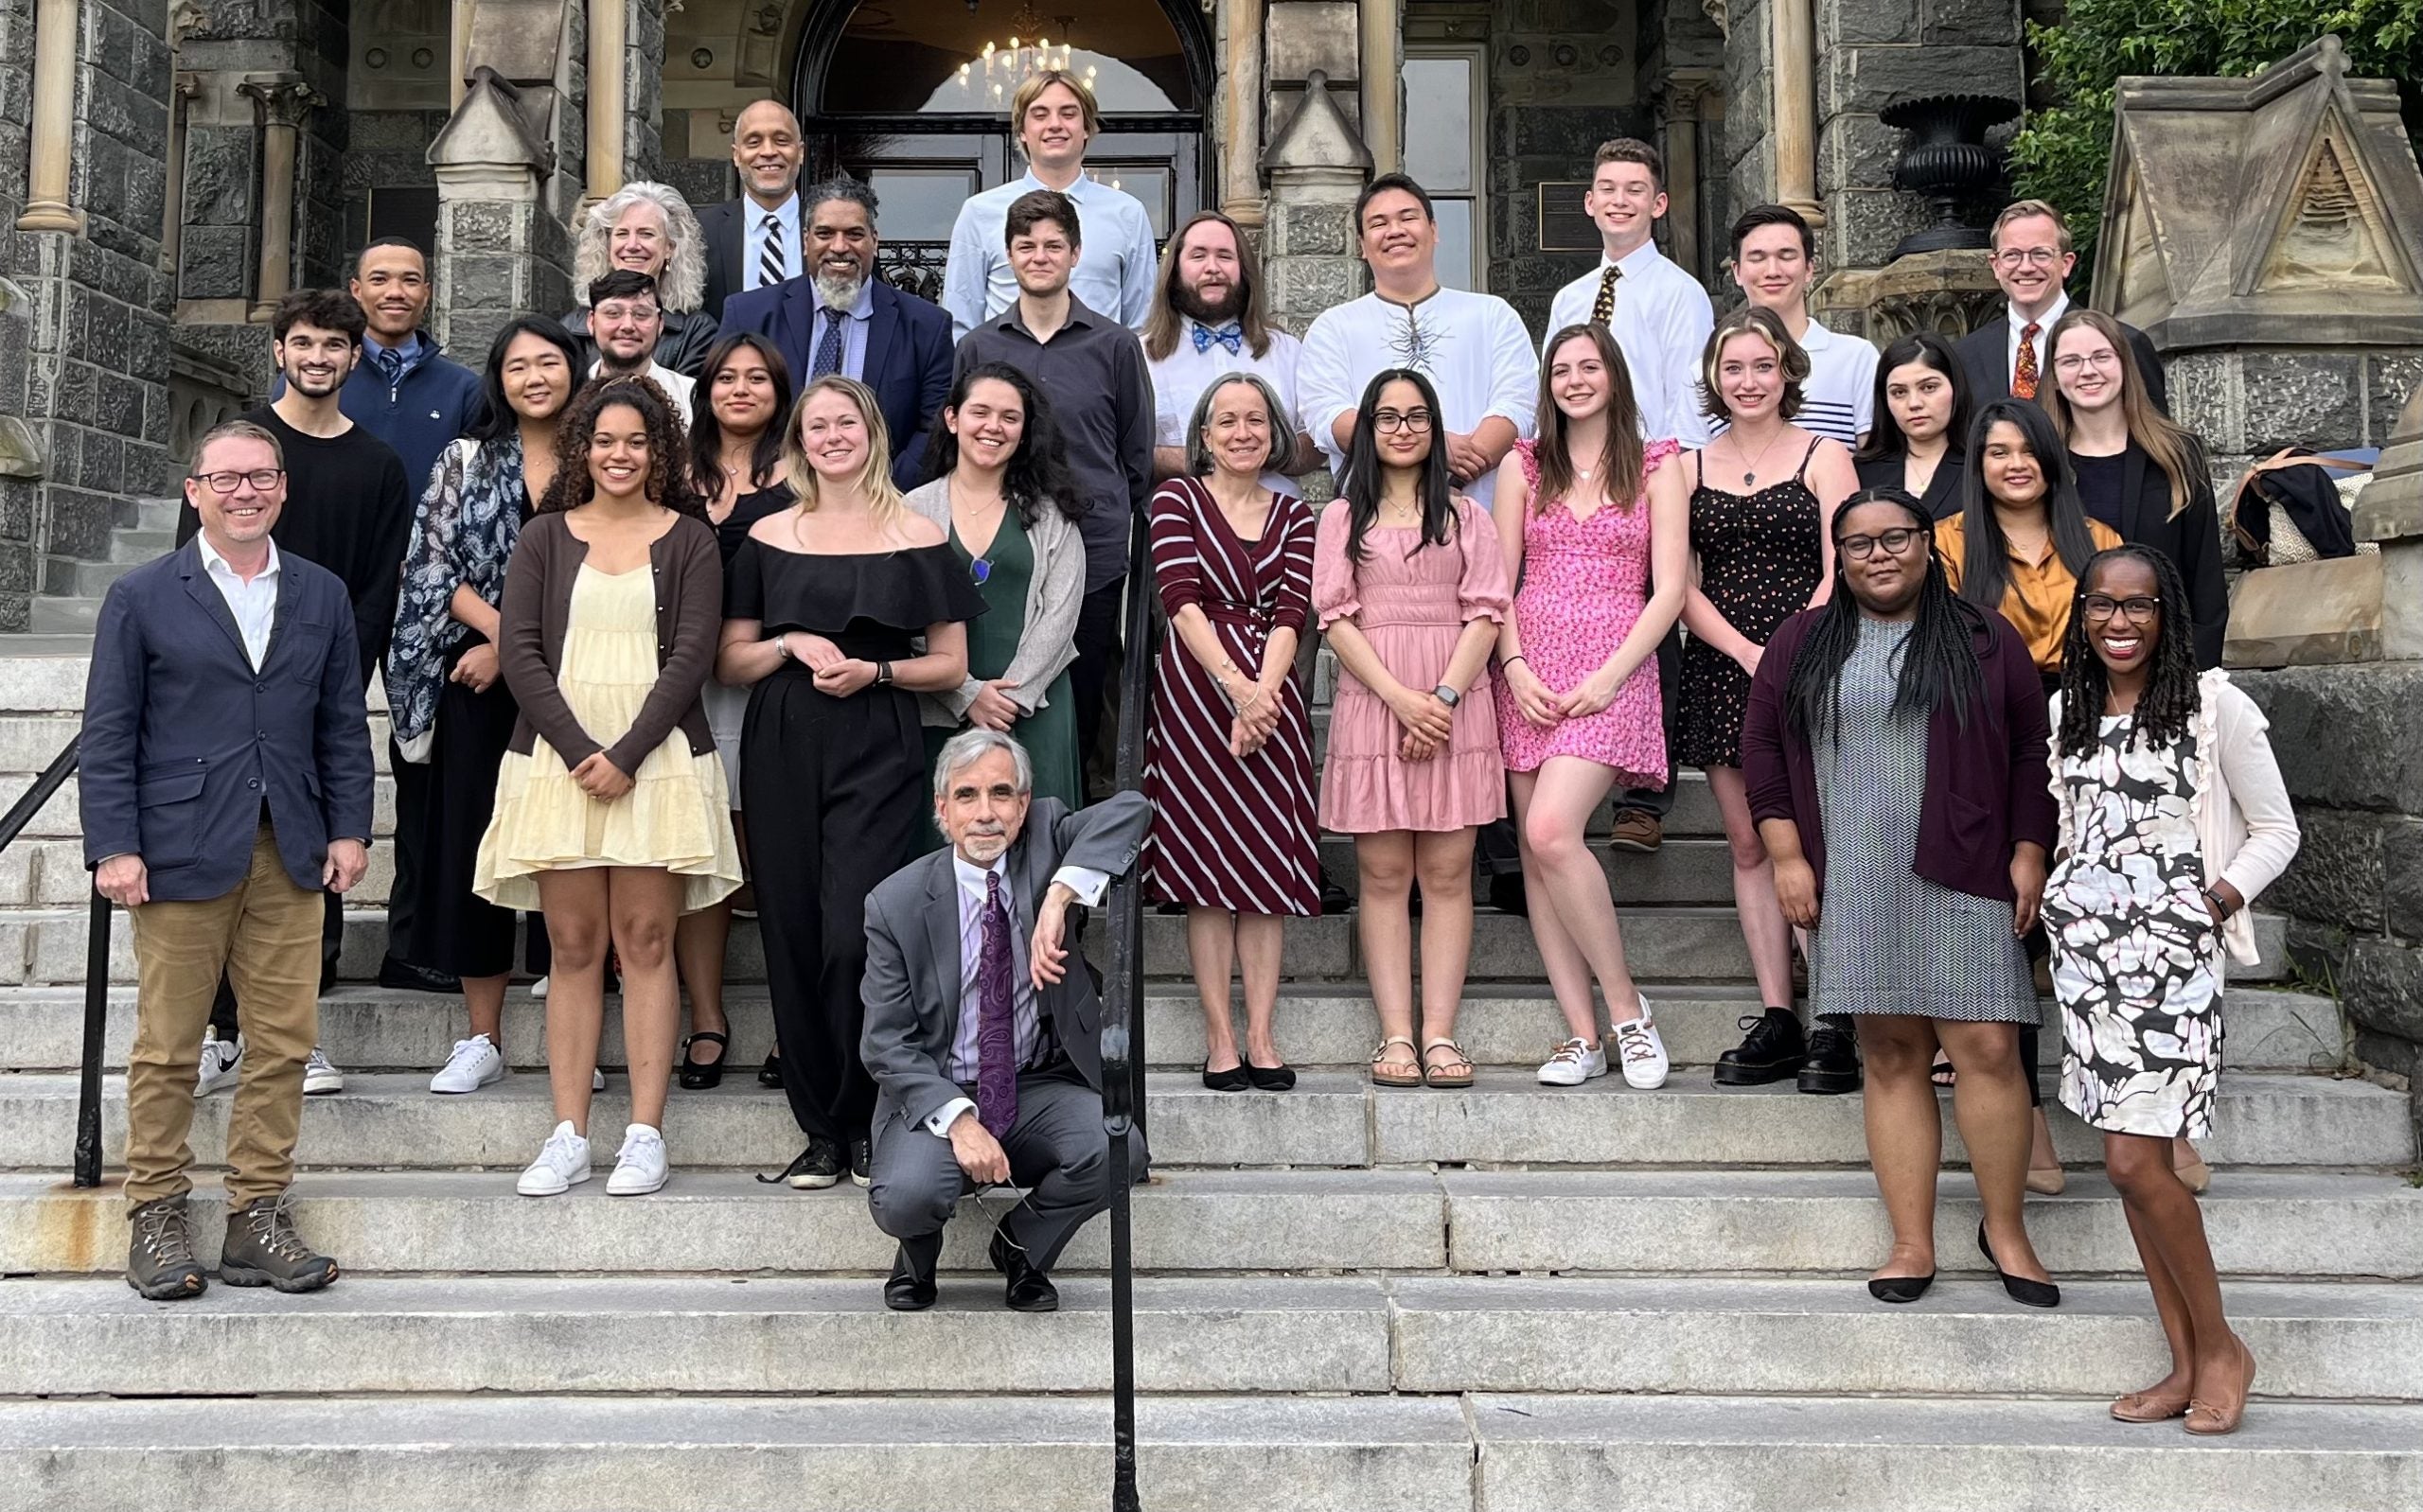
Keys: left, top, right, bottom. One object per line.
{"left": 1796, "top": 1023, "right": 1864, "bottom": 1095}
{"left": 757, "top": 1052, "right": 784, "bottom": 1089}
{"left": 989, "top": 1222, "right": 1058, "bottom": 1312}
{"left": 1201, "top": 1062, "right": 1250, "bottom": 1092}
{"left": 378, "top": 957, "right": 461, "bottom": 993}
{"left": 1246, "top": 1061, "right": 1296, "bottom": 1092}
{"left": 1866, "top": 1272, "right": 1937, "bottom": 1304}
{"left": 1713, "top": 1008, "right": 1805, "bottom": 1086}
{"left": 1977, "top": 1222, "right": 2060, "bottom": 1309}
{"left": 883, "top": 1243, "right": 937, "bottom": 1311}
{"left": 849, "top": 1135, "right": 873, "bottom": 1188}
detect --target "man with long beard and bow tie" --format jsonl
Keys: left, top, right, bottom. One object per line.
{"left": 1142, "top": 209, "right": 1318, "bottom": 490}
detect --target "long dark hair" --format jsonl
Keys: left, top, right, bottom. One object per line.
{"left": 1338, "top": 368, "right": 1457, "bottom": 563}
{"left": 1955, "top": 398, "right": 2100, "bottom": 616}
{"left": 1535, "top": 323, "right": 1647, "bottom": 509}
{"left": 1785, "top": 486, "right": 1987, "bottom": 738}
{"left": 687, "top": 332, "right": 794, "bottom": 501}
{"left": 539, "top": 376, "right": 709, "bottom": 521}
{"left": 1855, "top": 329, "right": 1972, "bottom": 466}
{"left": 2058, "top": 544, "right": 2201, "bottom": 759}
{"left": 925, "top": 361, "right": 1084, "bottom": 526}
{"left": 467, "top": 317, "right": 584, "bottom": 448}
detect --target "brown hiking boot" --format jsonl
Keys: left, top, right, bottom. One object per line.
{"left": 1607, "top": 808, "right": 1663, "bottom": 853}
{"left": 218, "top": 1197, "right": 339, "bottom": 1292}
{"left": 127, "top": 1196, "right": 208, "bottom": 1300}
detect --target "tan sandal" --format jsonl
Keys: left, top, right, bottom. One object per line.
{"left": 1421, "top": 1038, "right": 1476, "bottom": 1089}
{"left": 1370, "top": 1037, "right": 1423, "bottom": 1088}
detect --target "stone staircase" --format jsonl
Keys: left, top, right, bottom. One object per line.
{"left": 29, "top": 497, "right": 183, "bottom": 635}
{"left": 2, "top": 643, "right": 2420, "bottom": 1510}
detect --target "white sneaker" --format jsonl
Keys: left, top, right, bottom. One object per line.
{"left": 1537, "top": 1035, "right": 1608, "bottom": 1085}
{"left": 530, "top": 976, "right": 549, "bottom": 999}
{"left": 195, "top": 1030, "right": 244, "bottom": 1096}
{"left": 517, "top": 1120, "right": 592, "bottom": 1196}
{"left": 1608, "top": 999, "right": 1671, "bottom": 1090}
{"left": 592, "top": 1068, "right": 607, "bottom": 1092}
{"left": 429, "top": 1035, "right": 505, "bottom": 1094}
{"left": 606, "top": 1123, "right": 668, "bottom": 1196}
{"left": 302, "top": 1046, "right": 344, "bottom": 1096}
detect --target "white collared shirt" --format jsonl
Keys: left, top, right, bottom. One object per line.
{"left": 1544, "top": 238, "right": 1717, "bottom": 448}
{"left": 742, "top": 193, "right": 805, "bottom": 292}
{"left": 942, "top": 170, "right": 1159, "bottom": 340}
{"left": 2007, "top": 290, "right": 2070, "bottom": 388}
{"left": 196, "top": 534, "right": 281, "bottom": 671}
{"left": 590, "top": 359, "right": 697, "bottom": 423}
{"left": 925, "top": 849, "right": 1112, "bottom": 1137}
{"left": 1147, "top": 322, "right": 1305, "bottom": 493}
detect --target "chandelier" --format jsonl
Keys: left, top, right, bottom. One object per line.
{"left": 953, "top": 2, "right": 1098, "bottom": 105}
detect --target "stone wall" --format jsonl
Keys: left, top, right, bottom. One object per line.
{"left": 1484, "top": 0, "right": 1647, "bottom": 332}
{"left": 2173, "top": 350, "right": 2423, "bottom": 485}
{"left": 1720, "top": 0, "right": 1776, "bottom": 232}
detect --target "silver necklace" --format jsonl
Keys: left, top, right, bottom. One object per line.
{"left": 1731, "top": 427, "right": 1786, "bottom": 487}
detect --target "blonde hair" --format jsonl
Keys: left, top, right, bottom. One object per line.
{"left": 782, "top": 375, "right": 909, "bottom": 530}
{"left": 1011, "top": 70, "right": 1101, "bottom": 143}
{"left": 2043, "top": 308, "right": 2203, "bottom": 520}
{"left": 572, "top": 182, "right": 707, "bottom": 314}
{"left": 1697, "top": 305, "right": 1809, "bottom": 423}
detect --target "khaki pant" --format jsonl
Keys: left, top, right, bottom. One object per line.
{"left": 124, "top": 823, "right": 323, "bottom": 1209}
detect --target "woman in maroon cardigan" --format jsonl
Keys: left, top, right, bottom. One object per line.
{"left": 1742, "top": 486, "right": 2060, "bottom": 1309}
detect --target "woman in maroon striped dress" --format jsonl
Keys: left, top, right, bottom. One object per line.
{"left": 1144, "top": 373, "right": 1323, "bottom": 1092}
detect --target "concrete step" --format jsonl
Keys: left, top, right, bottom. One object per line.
{"left": 3, "top": 1273, "right": 2416, "bottom": 1401}
{"left": 104, "top": 530, "right": 174, "bottom": 565}
{"left": 52, "top": 557, "right": 138, "bottom": 601}
{"left": 1320, "top": 833, "right": 1736, "bottom": 902}
{"left": 2, "top": 1070, "right": 2406, "bottom": 1174}
{"left": 0, "top": 983, "right": 2352, "bottom": 1076}
{"left": 0, "top": 1395, "right": 1479, "bottom": 1512}
{"left": 4, "top": 1168, "right": 2415, "bottom": 1282}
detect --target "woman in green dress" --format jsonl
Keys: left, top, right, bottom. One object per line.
{"left": 906, "top": 360, "right": 1088, "bottom": 847}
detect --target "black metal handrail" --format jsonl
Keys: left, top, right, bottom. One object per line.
{"left": 1097, "top": 519, "right": 1156, "bottom": 1511}
{"left": 0, "top": 733, "right": 110, "bottom": 1188}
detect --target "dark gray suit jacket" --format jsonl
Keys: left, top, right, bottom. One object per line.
{"left": 700, "top": 191, "right": 801, "bottom": 323}
{"left": 860, "top": 792, "right": 1152, "bottom": 1132}
{"left": 1955, "top": 311, "right": 2170, "bottom": 414}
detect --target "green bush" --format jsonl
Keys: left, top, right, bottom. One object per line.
{"left": 2008, "top": 1, "right": 2423, "bottom": 280}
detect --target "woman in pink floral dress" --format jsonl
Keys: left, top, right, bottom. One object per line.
{"left": 1315, "top": 369, "right": 1511, "bottom": 1089}
{"left": 1493, "top": 324, "right": 1690, "bottom": 1091}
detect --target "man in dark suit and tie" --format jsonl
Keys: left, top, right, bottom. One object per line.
{"left": 717, "top": 176, "right": 955, "bottom": 488}
{"left": 82, "top": 419, "right": 377, "bottom": 1301}
{"left": 699, "top": 99, "right": 808, "bottom": 322}
{"left": 1955, "top": 199, "right": 2169, "bottom": 413}
{"left": 860, "top": 729, "right": 1152, "bottom": 1313}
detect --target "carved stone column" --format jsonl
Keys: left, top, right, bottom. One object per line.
{"left": 16, "top": 0, "right": 83, "bottom": 232}
{"left": 1221, "top": 0, "right": 1266, "bottom": 226}
{"left": 163, "top": 73, "right": 201, "bottom": 280}
{"left": 585, "top": 0, "right": 628, "bottom": 206}
{"left": 1770, "top": 0, "right": 1823, "bottom": 228}
{"left": 1659, "top": 70, "right": 1719, "bottom": 284}
{"left": 239, "top": 76, "right": 323, "bottom": 322}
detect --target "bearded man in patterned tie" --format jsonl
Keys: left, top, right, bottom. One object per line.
{"left": 859, "top": 728, "right": 1154, "bottom": 1312}
{"left": 1142, "top": 209, "right": 1319, "bottom": 485}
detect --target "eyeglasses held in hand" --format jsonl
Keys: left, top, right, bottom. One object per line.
{"left": 1372, "top": 409, "right": 1434, "bottom": 433}
{"left": 190, "top": 469, "right": 286, "bottom": 494}
{"left": 2081, "top": 593, "right": 2162, "bottom": 623}
{"left": 1838, "top": 527, "right": 1925, "bottom": 559}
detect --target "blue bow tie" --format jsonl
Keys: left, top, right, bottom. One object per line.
{"left": 1192, "top": 321, "right": 1244, "bottom": 355}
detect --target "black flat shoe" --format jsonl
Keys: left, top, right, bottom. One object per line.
{"left": 989, "top": 1222, "right": 1058, "bottom": 1312}
{"left": 1977, "top": 1222, "right": 2060, "bottom": 1309}
{"left": 1201, "top": 1063, "right": 1250, "bottom": 1092}
{"left": 1866, "top": 1272, "right": 1937, "bottom": 1304}
{"left": 883, "top": 1243, "right": 936, "bottom": 1311}
{"left": 678, "top": 1030, "right": 729, "bottom": 1090}
{"left": 757, "top": 1052, "right": 784, "bottom": 1089}
{"left": 1246, "top": 1061, "right": 1296, "bottom": 1092}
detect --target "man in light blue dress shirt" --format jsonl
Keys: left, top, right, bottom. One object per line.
{"left": 941, "top": 70, "right": 1158, "bottom": 341}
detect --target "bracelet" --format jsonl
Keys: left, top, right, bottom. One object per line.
{"left": 1502, "top": 655, "right": 1527, "bottom": 668}
{"left": 774, "top": 632, "right": 791, "bottom": 660}
{"left": 876, "top": 660, "right": 894, "bottom": 686}
{"left": 2204, "top": 886, "right": 2235, "bottom": 919}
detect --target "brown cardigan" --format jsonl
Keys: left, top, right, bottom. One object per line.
{"left": 499, "top": 509, "right": 722, "bottom": 775}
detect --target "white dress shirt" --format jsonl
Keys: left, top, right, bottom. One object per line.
{"left": 1148, "top": 322, "right": 1304, "bottom": 494}
{"left": 2007, "top": 290, "right": 2071, "bottom": 388}
{"left": 196, "top": 535, "right": 281, "bottom": 671}
{"left": 1296, "top": 287, "right": 1540, "bottom": 510}
{"left": 591, "top": 359, "right": 697, "bottom": 422}
{"left": 924, "top": 850, "right": 1112, "bottom": 1137}
{"left": 743, "top": 193, "right": 805, "bottom": 293}
{"left": 1544, "top": 239, "right": 1717, "bottom": 448}
{"left": 942, "top": 171, "right": 1159, "bottom": 340}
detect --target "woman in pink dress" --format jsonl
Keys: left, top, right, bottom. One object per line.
{"left": 1315, "top": 369, "right": 1512, "bottom": 1089}
{"left": 1493, "top": 324, "right": 1691, "bottom": 1091}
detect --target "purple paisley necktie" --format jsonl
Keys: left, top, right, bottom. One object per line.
{"left": 977, "top": 870, "right": 1018, "bottom": 1136}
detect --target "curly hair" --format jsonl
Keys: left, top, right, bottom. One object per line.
{"left": 538, "top": 376, "right": 710, "bottom": 522}
{"left": 572, "top": 182, "right": 708, "bottom": 314}
{"left": 925, "top": 361, "right": 1084, "bottom": 528}
{"left": 1698, "top": 305, "right": 1808, "bottom": 424}
{"left": 2057, "top": 544, "right": 2200, "bottom": 760}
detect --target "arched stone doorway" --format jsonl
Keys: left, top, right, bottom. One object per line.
{"left": 789, "top": 0, "right": 1212, "bottom": 299}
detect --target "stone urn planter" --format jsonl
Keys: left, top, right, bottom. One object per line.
{"left": 1883, "top": 93, "right": 2020, "bottom": 258}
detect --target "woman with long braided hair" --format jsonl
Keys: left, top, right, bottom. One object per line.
{"left": 1743, "top": 486, "right": 2060, "bottom": 1309}
{"left": 2044, "top": 544, "right": 2299, "bottom": 1434}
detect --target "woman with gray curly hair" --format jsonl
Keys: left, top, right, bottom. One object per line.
{"left": 563, "top": 182, "right": 721, "bottom": 378}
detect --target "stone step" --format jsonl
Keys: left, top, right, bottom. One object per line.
{"left": 105, "top": 530, "right": 174, "bottom": 565}
{"left": 3, "top": 1393, "right": 2416, "bottom": 1512}
{"left": 0, "top": 983, "right": 2351, "bottom": 1076}
{"left": 4, "top": 1168, "right": 2415, "bottom": 1282}
{"left": 3, "top": 1273, "right": 2417, "bottom": 1401}
{"left": 45, "top": 556, "right": 137, "bottom": 603}
{"left": 2, "top": 1070, "right": 2405, "bottom": 1174}
{"left": 1319, "top": 833, "right": 1737, "bottom": 902}
{"left": 22, "top": 598, "right": 98, "bottom": 636}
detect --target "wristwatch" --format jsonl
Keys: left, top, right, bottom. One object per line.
{"left": 876, "top": 660, "right": 895, "bottom": 686}
{"left": 1433, "top": 683, "right": 1461, "bottom": 708}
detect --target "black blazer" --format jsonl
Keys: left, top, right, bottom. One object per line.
{"left": 2081, "top": 439, "right": 2230, "bottom": 670}
{"left": 1855, "top": 449, "right": 1966, "bottom": 520}
{"left": 699, "top": 192, "right": 801, "bottom": 323}
{"left": 718, "top": 276, "right": 956, "bottom": 488}
{"left": 1955, "top": 312, "right": 2170, "bottom": 415}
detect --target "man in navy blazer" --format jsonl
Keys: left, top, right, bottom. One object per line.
{"left": 82, "top": 419, "right": 375, "bottom": 1302}
{"left": 1954, "top": 200, "right": 2169, "bottom": 415}
{"left": 717, "top": 177, "right": 955, "bottom": 488}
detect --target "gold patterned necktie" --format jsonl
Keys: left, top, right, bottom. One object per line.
{"left": 2014, "top": 321, "right": 2043, "bottom": 400}
{"left": 1591, "top": 263, "right": 1623, "bottom": 325}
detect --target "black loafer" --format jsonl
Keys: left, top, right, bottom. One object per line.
{"left": 1866, "top": 1272, "right": 1936, "bottom": 1304}
{"left": 1246, "top": 1061, "right": 1297, "bottom": 1092}
{"left": 883, "top": 1244, "right": 937, "bottom": 1311}
{"left": 989, "top": 1222, "right": 1058, "bottom": 1312}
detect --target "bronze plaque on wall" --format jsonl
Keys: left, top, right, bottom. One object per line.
{"left": 1537, "top": 182, "right": 1598, "bottom": 253}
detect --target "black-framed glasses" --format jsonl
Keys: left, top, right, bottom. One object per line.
{"left": 2081, "top": 593, "right": 2162, "bottom": 623}
{"left": 1372, "top": 410, "right": 1434, "bottom": 433}
{"left": 189, "top": 468, "right": 285, "bottom": 494}
{"left": 1839, "top": 527, "right": 1925, "bottom": 560}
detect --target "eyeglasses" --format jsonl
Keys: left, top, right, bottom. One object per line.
{"left": 1991, "top": 247, "right": 2065, "bottom": 269}
{"left": 1373, "top": 410, "right": 1434, "bottom": 433}
{"left": 2081, "top": 593, "right": 2162, "bottom": 623}
{"left": 190, "top": 468, "right": 285, "bottom": 494}
{"left": 1839, "top": 527, "right": 1925, "bottom": 559}
{"left": 2052, "top": 351, "right": 2121, "bottom": 375}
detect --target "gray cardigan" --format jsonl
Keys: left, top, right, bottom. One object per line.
{"left": 902, "top": 478, "right": 1086, "bottom": 730}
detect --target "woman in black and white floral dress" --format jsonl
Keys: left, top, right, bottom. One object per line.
{"left": 2045, "top": 545, "right": 2299, "bottom": 1438}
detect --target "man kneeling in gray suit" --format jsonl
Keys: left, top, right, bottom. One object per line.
{"left": 861, "top": 728, "right": 1152, "bottom": 1311}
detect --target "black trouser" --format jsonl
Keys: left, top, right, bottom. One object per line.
{"left": 384, "top": 736, "right": 433, "bottom": 967}
{"left": 1070, "top": 578, "right": 1125, "bottom": 795}
{"left": 1615, "top": 626, "right": 1683, "bottom": 818}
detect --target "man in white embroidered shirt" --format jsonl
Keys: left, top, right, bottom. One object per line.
{"left": 1544, "top": 138, "right": 1715, "bottom": 448}
{"left": 860, "top": 730, "right": 1152, "bottom": 1313}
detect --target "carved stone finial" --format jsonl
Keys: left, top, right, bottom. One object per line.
{"left": 1261, "top": 70, "right": 1374, "bottom": 176}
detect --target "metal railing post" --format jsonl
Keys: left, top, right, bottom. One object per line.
{"left": 75, "top": 888, "right": 110, "bottom": 1187}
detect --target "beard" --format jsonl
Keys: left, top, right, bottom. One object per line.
{"left": 1174, "top": 278, "right": 1245, "bottom": 325}
{"left": 284, "top": 363, "right": 346, "bottom": 398}
{"left": 815, "top": 264, "right": 868, "bottom": 311}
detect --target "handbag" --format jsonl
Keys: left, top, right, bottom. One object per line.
{"left": 2228, "top": 449, "right": 2373, "bottom": 566}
